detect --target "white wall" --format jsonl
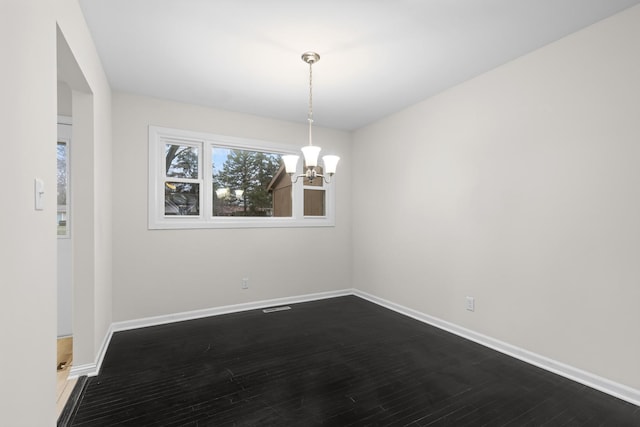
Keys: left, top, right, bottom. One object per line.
{"left": 56, "top": 0, "right": 113, "bottom": 370}
{"left": 352, "top": 5, "right": 640, "bottom": 392}
{"left": 112, "top": 93, "right": 352, "bottom": 322}
{"left": 0, "top": 1, "right": 112, "bottom": 424}
{"left": 57, "top": 81, "right": 72, "bottom": 116}
{"left": 0, "top": 1, "right": 57, "bottom": 424}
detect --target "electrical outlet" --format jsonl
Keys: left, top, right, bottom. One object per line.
{"left": 466, "top": 296, "right": 475, "bottom": 312}
{"left": 242, "top": 278, "right": 249, "bottom": 289}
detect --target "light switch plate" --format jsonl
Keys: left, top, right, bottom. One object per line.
{"left": 34, "top": 178, "right": 44, "bottom": 210}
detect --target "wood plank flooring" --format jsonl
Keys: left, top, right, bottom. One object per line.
{"left": 67, "top": 296, "right": 640, "bottom": 426}
{"left": 56, "top": 336, "right": 77, "bottom": 419}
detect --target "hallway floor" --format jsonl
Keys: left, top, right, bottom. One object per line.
{"left": 56, "top": 336, "right": 76, "bottom": 419}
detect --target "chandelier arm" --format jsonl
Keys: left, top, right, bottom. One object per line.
{"left": 288, "top": 172, "right": 333, "bottom": 184}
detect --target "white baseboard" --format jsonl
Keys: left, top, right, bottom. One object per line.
{"left": 68, "top": 324, "right": 114, "bottom": 379}
{"left": 353, "top": 289, "right": 640, "bottom": 407}
{"left": 111, "top": 289, "right": 352, "bottom": 333}
{"left": 68, "top": 363, "right": 95, "bottom": 378}
{"left": 70, "top": 288, "right": 639, "bottom": 407}
{"left": 68, "top": 290, "right": 350, "bottom": 378}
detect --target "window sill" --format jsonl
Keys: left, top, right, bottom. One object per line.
{"left": 148, "top": 216, "right": 335, "bottom": 230}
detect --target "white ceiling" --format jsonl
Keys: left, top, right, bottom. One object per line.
{"left": 79, "top": 0, "right": 640, "bottom": 130}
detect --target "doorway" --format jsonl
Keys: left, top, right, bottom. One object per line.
{"left": 56, "top": 24, "right": 99, "bottom": 418}
{"left": 57, "top": 118, "right": 72, "bottom": 338}
{"left": 56, "top": 117, "right": 76, "bottom": 415}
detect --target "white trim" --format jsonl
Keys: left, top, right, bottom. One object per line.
{"left": 112, "top": 289, "right": 352, "bottom": 333}
{"left": 68, "top": 324, "right": 114, "bottom": 379}
{"left": 57, "top": 115, "right": 72, "bottom": 125}
{"left": 71, "top": 288, "right": 640, "bottom": 407}
{"left": 69, "top": 363, "right": 96, "bottom": 378}
{"left": 353, "top": 289, "right": 640, "bottom": 407}
{"left": 69, "top": 290, "right": 349, "bottom": 378}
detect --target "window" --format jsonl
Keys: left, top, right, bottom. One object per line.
{"left": 212, "top": 147, "right": 281, "bottom": 217}
{"left": 303, "top": 165, "right": 326, "bottom": 216}
{"left": 57, "top": 133, "right": 70, "bottom": 238}
{"left": 164, "top": 142, "right": 200, "bottom": 216}
{"left": 149, "top": 126, "right": 336, "bottom": 229}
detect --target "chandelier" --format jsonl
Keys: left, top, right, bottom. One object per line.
{"left": 282, "top": 52, "right": 339, "bottom": 184}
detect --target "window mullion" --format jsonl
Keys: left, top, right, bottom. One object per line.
{"left": 203, "top": 141, "right": 212, "bottom": 220}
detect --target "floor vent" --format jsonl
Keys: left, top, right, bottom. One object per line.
{"left": 262, "top": 306, "right": 291, "bottom": 314}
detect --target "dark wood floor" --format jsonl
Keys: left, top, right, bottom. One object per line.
{"left": 66, "top": 296, "right": 639, "bottom": 426}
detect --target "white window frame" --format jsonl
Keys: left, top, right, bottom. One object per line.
{"left": 148, "top": 126, "right": 336, "bottom": 229}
